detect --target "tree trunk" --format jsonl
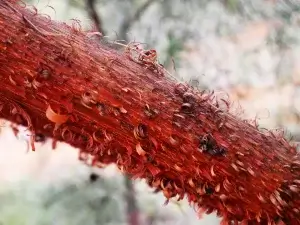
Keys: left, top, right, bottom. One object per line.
{"left": 0, "top": 1, "right": 300, "bottom": 224}
{"left": 124, "top": 176, "right": 139, "bottom": 225}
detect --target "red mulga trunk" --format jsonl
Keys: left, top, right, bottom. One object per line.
{"left": 0, "top": 1, "right": 299, "bottom": 224}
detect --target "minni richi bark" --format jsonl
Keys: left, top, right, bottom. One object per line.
{"left": 0, "top": 1, "right": 299, "bottom": 224}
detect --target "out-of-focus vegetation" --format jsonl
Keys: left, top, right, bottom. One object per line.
{"left": 0, "top": 177, "right": 124, "bottom": 225}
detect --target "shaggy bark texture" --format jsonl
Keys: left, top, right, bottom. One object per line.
{"left": 0, "top": 1, "right": 299, "bottom": 224}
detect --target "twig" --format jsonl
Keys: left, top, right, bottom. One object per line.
{"left": 23, "top": 15, "right": 48, "bottom": 36}
{"left": 3, "top": 1, "right": 21, "bottom": 15}
{"left": 4, "top": 1, "right": 62, "bottom": 37}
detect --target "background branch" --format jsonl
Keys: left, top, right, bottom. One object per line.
{"left": 119, "top": 0, "right": 158, "bottom": 40}
{"left": 86, "top": 0, "right": 105, "bottom": 35}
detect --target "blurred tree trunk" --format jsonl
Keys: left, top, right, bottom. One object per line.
{"left": 1, "top": 1, "right": 300, "bottom": 224}
{"left": 124, "top": 176, "right": 139, "bottom": 225}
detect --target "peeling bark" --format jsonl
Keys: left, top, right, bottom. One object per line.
{"left": 0, "top": 1, "right": 300, "bottom": 224}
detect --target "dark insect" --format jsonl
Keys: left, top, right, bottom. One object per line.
{"left": 207, "top": 147, "right": 226, "bottom": 157}
{"left": 89, "top": 173, "right": 99, "bottom": 183}
{"left": 96, "top": 103, "right": 106, "bottom": 116}
{"left": 205, "top": 186, "right": 214, "bottom": 195}
{"left": 174, "top": 83, "right": 188, "bottom": 96}
{"left": 182, "top": 92, "right": 196, "bottom": 105}
{"left": 181, "top": 103, "right": 194, "bottom": 114}
{"left": 153, "top": 187, "right": 160, "bottom": 193}
{"left": 35, "top": 133, "right": 46, "bottom": 143}
{"left": 146, "top": 154, "right": 154, "bottom": 163}
{"left": 199, "top": 134, "right": 226, "bottom": 156}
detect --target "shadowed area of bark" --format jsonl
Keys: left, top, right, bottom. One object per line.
{"left": 0, "top": 1, "right": 300, "bottom": 224}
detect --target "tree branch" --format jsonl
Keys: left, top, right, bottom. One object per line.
{"left": 0, "top": 1, "right": 300, "bottom": 224}
{"left": 119, "top": 0, "right": 157, "bottom": 40}
{"left": 85, "top": 2, "right": 140, "bottom": 224}
{"left": 86, "top": 0, "right": 105, "bottom": 35}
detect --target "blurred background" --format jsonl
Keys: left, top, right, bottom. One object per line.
{"left": 0, "top": 0, "right": 300, "bottom": 224}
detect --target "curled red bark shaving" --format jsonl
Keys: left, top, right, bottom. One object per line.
{"left": 0, "top": 1, "right": 300, "bottom": 224}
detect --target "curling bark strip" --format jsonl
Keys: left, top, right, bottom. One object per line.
{"left": 0, "top": 1, "right": 299, "bottom": 224}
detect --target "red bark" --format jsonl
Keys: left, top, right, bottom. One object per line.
{"left": 0, "top": 1, "right": 300, "bottom": 224}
